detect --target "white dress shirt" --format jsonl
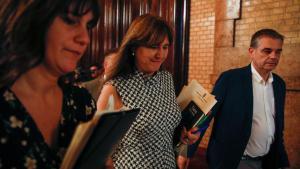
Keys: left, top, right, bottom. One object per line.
{"left": 244, "top": 63, "right": 276, "bottom": 157}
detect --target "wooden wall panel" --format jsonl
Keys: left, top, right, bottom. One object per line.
{"left": 80, "top": 0, "right": 190, "bottom": 94}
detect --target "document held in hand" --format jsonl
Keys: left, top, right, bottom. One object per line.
{"left": 60, "top": 108, "right": 139, "bottom": 169}
{"left": 177, "top": 79, "right": 217, "bottom": 130}
{"left": 175, "top": 80, "right": 217, "bottom": 159}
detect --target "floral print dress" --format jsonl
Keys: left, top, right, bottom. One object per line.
{"left": 0, "top": 84, "right": 96, "bottom": 169}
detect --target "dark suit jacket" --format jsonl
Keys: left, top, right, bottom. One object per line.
{"left": 206, "top": 65, "right": 289, "bottom": 169}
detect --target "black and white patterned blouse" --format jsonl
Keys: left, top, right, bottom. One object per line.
{"left": 0, "top": 84, "right": 96, "bottom": 169}
{"left": 111, "top": 70, "right": 181, "bottom": 169}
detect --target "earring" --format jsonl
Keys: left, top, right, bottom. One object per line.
{"left": 132, "top": 51, "right": 135, "bottom": 56}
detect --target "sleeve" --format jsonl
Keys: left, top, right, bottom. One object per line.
{"left": 0, "top": 110, "right": 26, "bottom": 168}
{"left": 72, "top": 86, "right": 97, "bottom": 122}
{"left": 210, "top": 71, "right": 229, "bottom": 117}
{"left": 277, "top": 79, "right": 290, "bottom": 168}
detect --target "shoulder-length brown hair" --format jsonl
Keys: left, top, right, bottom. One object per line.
{"left": 107, "top": 14, "right": 173, "bottom": 80}
{"left": 0, "top": 0, "right": 100, "bottom": 88}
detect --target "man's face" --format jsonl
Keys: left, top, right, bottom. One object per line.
{"left": 249, "top": 36, "right": 283, "bottom": 75}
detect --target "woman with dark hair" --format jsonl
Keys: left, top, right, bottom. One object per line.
{"left": 97, "top": 14, "right": 200, "bottom": 169}
{"left": 0, "top": 0, "right": 99, "bottom": 168}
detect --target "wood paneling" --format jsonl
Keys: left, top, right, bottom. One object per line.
{"left": 80, "top": 0, "right": 190, "bottom": 94}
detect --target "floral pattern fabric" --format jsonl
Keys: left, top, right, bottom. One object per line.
{"left": 0, "top": 84, "right": 96, "bottom": 169}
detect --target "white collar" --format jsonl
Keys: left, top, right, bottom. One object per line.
{"left": 251, "top": 63, "right": 273, "bottom": 84}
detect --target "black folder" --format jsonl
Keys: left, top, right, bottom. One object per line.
{"left": 61, "top": 108, "right": 140, "bottom": 169}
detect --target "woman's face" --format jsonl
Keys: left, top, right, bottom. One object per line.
{"left": 44, "top": 10, "right": 94, "bottom": 76}
{"left": 135, "top": 36, "right": 170, "bottom": 75}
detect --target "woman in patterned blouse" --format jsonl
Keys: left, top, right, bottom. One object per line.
{"left": 97, "top": 14, "right": 200, "bottom": 169}
{"left": 0, "top": 0, "right": 99, "bottom": 168}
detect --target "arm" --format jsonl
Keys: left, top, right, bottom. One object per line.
{"left": 96, "top": 84, "right": 123, "bottom": 169}
{"left": 176, "top": 124, "right": 210, "bottom": 169}
{"left": 176, "top": 72, "right": 229, "bottom": 168}
{"left": 177, "top": 155, "right": 190, "bottom": 169}
{"left": 96, "top": 84, "right": 123, "bottom": 111}
{"left": 277, "top": 80, "right": 290, "bottom": 168}
{"left": 176, "top": 126, "right": 207, "bottom": 169}
{"left": 183, "top": 72, "right": 229, "bottom": 154}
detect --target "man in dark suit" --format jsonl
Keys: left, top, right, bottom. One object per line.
{"left": 207, "top": 29, "right": 290, "bottom": 169}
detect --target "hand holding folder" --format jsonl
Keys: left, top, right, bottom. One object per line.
{"left": 175, "top": 80, "right": 217, "bottom": 159}
{"left": 177, "top": 80, "right": 216, "bottom": 137}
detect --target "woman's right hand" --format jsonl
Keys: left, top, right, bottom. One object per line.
{"left": 180, "top": 127, "right": 200, "bottom": 145}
